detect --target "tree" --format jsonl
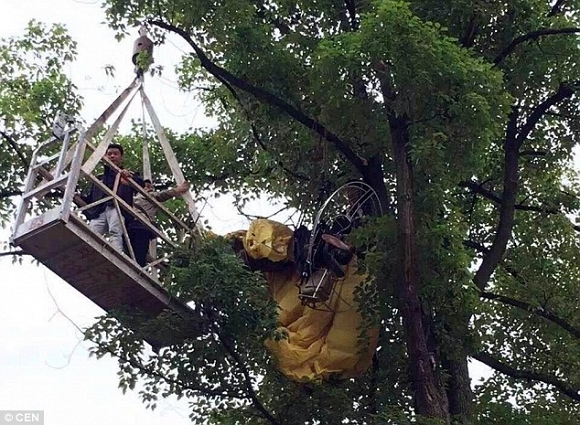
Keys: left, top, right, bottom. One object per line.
{"left": 3, "top": 0, "right": 580, "bottom": 424}
{"left": 0, "top": 20, "right": 82, "bottom": 256}
{"left": 94, "top": 0, "right": 580, "bottom": 423}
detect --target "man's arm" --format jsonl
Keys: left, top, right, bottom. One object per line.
{"left": 153, "top": 181, "right": 190, "bottom": 202}
{"left": 120, "top": 169, "right": 145, "bottom": 187}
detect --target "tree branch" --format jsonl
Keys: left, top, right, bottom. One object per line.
{"left": 215, "top": 85, "right": 309, "bottom": 182}
{"left": 494, "top": 28, "right": 580, "bottom": 65}
{"left": 472, "top": 79, "right": 578, "bottom": 290}
{"left": 343, "top": 0, "right": 359, "bottom": 31}
{"left": 249, "top": 123, "right": 310, "bottom": 181}
{"left": 548, "top": 0, "right": 567, "bottom": 17}
{"left": 520, "top": 150, "right": 547, "bottom": 156}
{"left": 516, "top": 82, "right": 577, "bottom": 145}
{"left": 460, "top": 180, "right": 502, "bottom": 204}
{"left": 212, "top": 318, "right": 281, "bottom": 425}
{"left": 464, "top": 239, "right": 529, "bottom": 286}
{"left": 460, "top": 180, "right": 559, "bottom": 213}
{"left": 459, "top": 15, "right": 479, "bottom": 48}
{"left": 472, "top": 351, "right": 580, "bottom": 402}
{"left": 465, "top": 240, "right": 580, "bottom": 339}
{"left": 149, "top": 19, "right": 367, "bottom": 175}
{"left": 462, "top": 181, "right": 580, "bottom": 233}
{"left": 0, "top": 189, "right": 23, "bottom": 199}
{"left": 101, "top": 338, "right": 242, "bottom": 399}
{"left": 0, "top": 250, "right": 30, "bottom": 257}
{"left": 480, "top": 291, "right": 580, "bottom": 339}
{"left": 1, "top": 130, "right": 29, "bottom": 168}
{"left": 472, "top": 110, "right": 519, "bottom": 290}
{"left": 47, "top": 283, "right": 241, "bottom": 400}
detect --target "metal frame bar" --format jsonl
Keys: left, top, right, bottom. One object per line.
{"left": 13, "top": 136, "right": 60, "bottom": 232}
{"left": 82, "top": 88, "right": 140, "bottom": 175}
{"left": 140, "top": 88, "right": 201, "bottom": 232}
{"left": 81, "top": 173, "right": 176, "bottom": 248}
{"left": 34, "top": 152, "right": 61, "bottom": 168}
{"left": 83, "top": 141, "right": 192, "bottom": 233}
{"left": 50, "top": 77, "right": 141, "bottom": 177}
{"left": 61, "top": 130, "right": 88, "bottom": 222}
{"left": 12, "top": 80, "right": 197, "bottom": 278}
{"left": 55, "top": 128, "right": 74, "bottom": 176}
{"left": 21, "top": 174, "right": 68, "bottom": 202}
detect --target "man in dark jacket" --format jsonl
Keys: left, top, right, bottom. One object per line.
{"left": 128, "top": 179, "right": 190, "bottom": 266}
{"left": 82, "top": 143, "right": 144, "bottom": 252}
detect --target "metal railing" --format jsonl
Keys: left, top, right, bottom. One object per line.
{"left": 12, "top": 115, "right": 193, "bottom": 282}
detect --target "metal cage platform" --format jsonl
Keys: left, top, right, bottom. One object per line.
{"left": 10, "top": 112, "right": 203, "bottom": 349}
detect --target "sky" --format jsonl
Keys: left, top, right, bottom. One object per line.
{"left": 0, "top": 1, "right": 261, "bottom": 424}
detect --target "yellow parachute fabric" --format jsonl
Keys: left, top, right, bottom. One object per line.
{"left": 243, "top": 219, "right": 294, "bottom": 262}
{"left": 240, "top": 219, "right": 379, "bottom": 382}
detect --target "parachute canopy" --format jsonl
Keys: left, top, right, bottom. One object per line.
{"left": 234, "top": 219, "right": 379, "bottom": 381}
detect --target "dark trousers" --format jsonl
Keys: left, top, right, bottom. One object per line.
{"left": 128, "top": 228, "right": 152, "bottom": 266}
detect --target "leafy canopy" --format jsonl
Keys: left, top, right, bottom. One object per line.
{"left": 2, "top": 0, "right": 580, "bottom": 424}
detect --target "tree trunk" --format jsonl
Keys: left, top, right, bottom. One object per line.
{"left": 363, "top": 155, "right": 390, "bottom": 214}
{"left": 440, "top": 314, "right": 474, "bottom": 423}
{"left": 442, "top": 354, "right": 474, "bottom": 422}
{"left": 389, "top": 113, "right": 450, "bottom": 422}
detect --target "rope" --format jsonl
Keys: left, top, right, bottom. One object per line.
{"left": 141, "top": 88, "right": 152, "bottom": 181}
